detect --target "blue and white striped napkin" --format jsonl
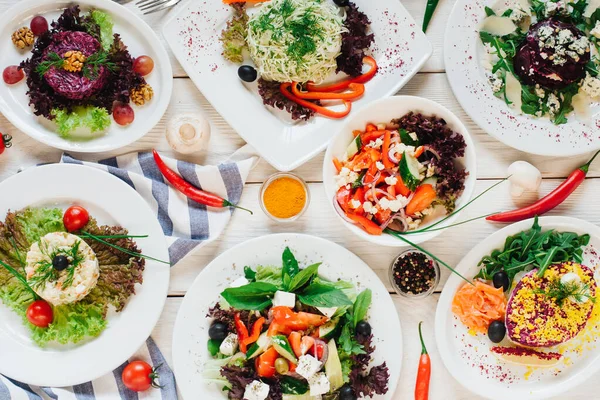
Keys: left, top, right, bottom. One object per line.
{"left": 2, "top": 151, "right": 257, "bottom": 399}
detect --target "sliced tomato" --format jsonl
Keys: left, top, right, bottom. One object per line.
{"left": 300, "top": 336, "right": 315, "bottom": 356}
{"left": 395, "top": 177, "right": 411, "bottom": 197}
{"left": 272, "top": 307, "right": 329, "bottom": 330}
{"left": 336, "top": 187, "right": 352, "bottom": 212}
{"left": 289, "top": 331, "right": 303, "bottom": 357}
{"left": 256, "top": 347, "right": 279, "bottom": 378}
{"left": 347, "top": 213, "right": 383, "bottom": 235}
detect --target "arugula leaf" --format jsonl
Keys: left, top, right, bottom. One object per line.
{"left": 485, "top": 6, "right": 496, "bottom": 16}
{"left": 501, "top": 8, "right": 513, "bottom": 17}
{"left": 220, "top": 282, "right": 278, "bottom": 310}
{"left": 586, "top": 59, "right": 599, "bottom": 77}
{"left": 298, "top": 283, "right": 353, "bottom": 308}
{"left": 339, "top": 319, "right": 366, "bottom": 355}
{"left": 288, "top": 263, "right": 321, "bottom": 292}
{"left": 282, "top": 247, "right": 299, "bottom": 290}
{"left": 244, "top": 266, "right": 256, "bottom": 281}
{"left": 352, "top": 289, "right": 372, "bottom": 328}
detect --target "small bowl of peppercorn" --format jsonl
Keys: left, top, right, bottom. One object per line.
{"left": 389, "top": 248, "right": 440, "bottom": 298}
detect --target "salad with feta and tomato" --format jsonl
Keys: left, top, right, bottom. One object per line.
{"left": 204, "top": 247, "right": 389, "bottom": 400}
{"left": 331, "top": 112, "right": 468, "bottom": 236}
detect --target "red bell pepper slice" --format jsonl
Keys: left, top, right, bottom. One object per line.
{"left": 280, "top": 83, "right": 352, "bottom": 119}
{"left": 234, "top": 313, "right": 249, "bottom": 353}
{"left": 347, "top": 213, "right": 383, "bottom": 235}
{"left": 241, "top": 317, "right": 265, "bottom": 347}
{"left": 306, "top": 56, "right": 378, "bottom": 92}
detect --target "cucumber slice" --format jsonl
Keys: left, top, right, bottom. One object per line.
{"left": 345, "top": 134, "right": 362, "bottom": 159}
{"left": 246, "top": 332, "right": 270, "bottom": 359}
{"left": 399, "top": 151, "right": 421, "bottom": 191}
{"left": 272, "top": 335, "right": 298, "bottom": 363}
{"left": 319, "top": 318, "right": 341, "bottom": 340}
{"left": 325, "top": 340, "right": 344, "bottom": 391}
{"left": 422, "top": 176, "right": 437, "bottom": 188}
{"left": 399, "top": 128, "right": 419, "bottom": 146}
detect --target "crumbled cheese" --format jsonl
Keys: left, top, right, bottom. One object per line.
{"left": 581, "top": 73, "right": 600, "bottom": 98}
{"left": 219, "top": 333, "right": 239, "bottom": 356}
{"left": 547, "top": 93, "right": 561, "bottom": 115}
{"left": 535, "top": 85, "right": 545, "bottom": 98}
{"left": 378, "top": 195, "right": 409, "bottom": 212}
{"left": 391, "top": 143, "right": 416, "bottom": 157}
{"left": 335, "top": 167, "right": 358, "bottom": 189}
{"left": 366, "top": 138, "right": 383, "bottom": 149}
{"left": 375, "top": 161, "right": 385, "bottom": 171}
{"left": 308, "top": 373, "right": 330, "bottom": 396}
{"left": 362, "top": 201, "right": 377, "bottom": 215}
{"left": 591, "top": 21, "right": 600, "bottom": 39}
{"left": 538, "top": 25, "right": 554, "bottom": 40}
{"left": 426, "top": 164, "right": 436, "bottom": 178}
{"left": 384, "top": 176, "right": 398, "bottom": 185}
{"left": 244, "top": 380, "right": 270, "bottom": 400}
{"left": 568, "top": 36, "right": 590, "bottom": 55}
{"left": 486, "top": 72, "right": 504, "bottom": 93}
{"left": 557, "top": 29, "right": 574, "bottom": 45}
{"left": 296, "top": 355, "right": 322, "bottom": 380}
{"left": 509, "top": 8, "right": 527, "bottom": 23}
{"left": 350, "top": 199, "right": 361, "bottom": 209}
{"left": 273, "top": 291, "right": 296, "bottom": 308}
{"left": 408, "top": 132, "right": 418, "bottom": 141}
{"left": 406, "top": 216, "right": 422, "bottom": 231}
{"left": 544, "top": 0, "right": 564, "bottom": 17}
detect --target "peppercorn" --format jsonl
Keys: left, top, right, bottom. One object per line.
{"left": 392, "top": 251, "right": 437, "bottom": 295}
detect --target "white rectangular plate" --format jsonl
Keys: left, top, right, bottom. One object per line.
{"left": 163, "top": 0, "right": 432, "bottom": 171}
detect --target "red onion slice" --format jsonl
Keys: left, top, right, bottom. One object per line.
{"left": 332, "top": 195, "right": 357, "bottom": 225}
{"left": 421, "top": 145, "right": 441, "bottom": 160}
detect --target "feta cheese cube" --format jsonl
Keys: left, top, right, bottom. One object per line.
{"left": 316, "top": 306, "right": 337, "bottom": 319}
{"left": 273, "top": 291, "right": 296, "bottom": 308}
{"left": 296, "top": 355, "right": 322, "bottom": 380}
{"left": 219, "top": 333, "right": 239, "bottom": 356}
{"left": 350, "top": 199, "right": 361, "bottom": 209}
{"left": 547, "top": 93, "right": 561, "bottom": 115}
{"left": 308, "top": 373, "right": 330, "bottom": 396}
{"left": 384, "top": 176, "right": 398, "bottom": 185}
{"left": 229, "top": 276, "right": 249, "bottom": 288}
{"left": 362, "top": 201, "right": 377, "bottom": 215}
{"left": 581, "top": 73, "right": 600, "bottom": 98}
{"left": 408, "top": 131, "right": 419, "bottom": 142}
{"left": 366, "top": 138, "right": 383, "bottom": 149}
{"left": 375, "top": 161, "right": 385, "bottom": 171}
{"left": 244, "top": 380, "right": 270, "bottom": 400}
{"left": 335, "top": 167, "right": 359, "bottom": 189}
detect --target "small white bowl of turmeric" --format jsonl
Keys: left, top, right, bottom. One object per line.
{"left": 260, "top": 173, "right": 310, "bottom": 222}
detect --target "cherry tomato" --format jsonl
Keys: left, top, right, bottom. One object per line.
{"left": 26, "top": 300, "right": 53, "bottom": 328}
{"left": 0, "top": 134, "right": 12, "bottom": 155}
{"left": 113, "top": 103, "right": 135, "bottom": 126}
{"left": 133, "top": 56, "right": 154, "bottom": 76}
{"left": 30, "top": 16, "right": 49, "bottom": 36}
{"left": 3, "top": 66, "right": 24, "bottom": 84}
{"left": 63, "top": 206, "right": 90, "bottom": 232}
{"left": 122, "top": 361, "right": 160, "bottom": 392}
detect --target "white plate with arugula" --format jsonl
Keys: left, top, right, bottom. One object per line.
{"left": 445, "top": 0, "right": 600, "bottom": 156}
{"left": 172, "top": 233, "right": 402, "bottom": 399}
{"left": 0, "top": 164, "right": 170, "bottom": 387}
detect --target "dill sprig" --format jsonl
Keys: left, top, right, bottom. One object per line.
{"left": 0, "top": 259, "right": 38, "bottom": 299}
{"left": 36, "top": 52, "right": 65, "bottom": 77}
{"left": 28, "top": 239, "right": 85, "bottom": 290}
{"left": 82, "top": 50, "right": 117, "bottom": 79}
{"left": 535, "top": 279, "right": 596, "bottom": 307}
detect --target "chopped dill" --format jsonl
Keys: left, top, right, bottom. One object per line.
{"left": 28, "top": 239, "right": 85, "bottom": 290}
{"left": 534, "top": 278, "right": 596, "bottom": 307}
{"left": 82, "top": 50, "right": 118, "bottom": 79}
{"left": 35, "top": 52, "right": 65, "bottom": 77}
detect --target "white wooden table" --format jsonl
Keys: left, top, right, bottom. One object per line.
{"left": 1, "top": 0, "right": 600, "bottom": 398}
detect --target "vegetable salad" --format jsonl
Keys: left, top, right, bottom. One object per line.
{"left": 205, "top": 247, "right": 389, "bottom": 399}
{"left": 332, "top": 113, "right": 468, "bottom": 236}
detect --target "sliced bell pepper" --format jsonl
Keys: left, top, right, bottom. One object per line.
{"left": 332, "top": 157, "right": 343, "bottom": 173}
{"left": 387, "top": 184, "right": 396, "bottom": 197}
{"left": 280, "top": 83, "right": 352, "bottom": 119}
{"left": 406, "top": 184, "right": 437, "bottom": 216}
{"left": 366, "top": 123, "right": 377, "bottom": 132}
{"left": 289, "top": 331, "right": 303, "bottom": 357}
{"left": 241, "top": 317, "right": 265, "bottom": 347}
{"left": 382, "top": 130, "right": 394, "bottom": 169}
{"left": 336, "top": 187, "right": 352, "bottom": 212}
{"left": 414, "top": 146, "right": 425, "bottom": 158}
{"left": 234, "top": 313, "right": 249, "bottom": 353}
{"left": 361, "top": 130, "right": 386, "bottom": 147}
{"left": 292, "top": 82, "right": 365, "bottom": 100}
{"left": 363, "top": 164, "right": 378, "bottom": 185}
{"left": 256, "top": 347, "right": 279, "bottom": 378}
{"left": 395, "top": 177, "right": 411, "bottom": 197}
{"left": 347, "top": 213, "right": 383, "bottom": 235}
{"left": 350, "top": 151, "right": 374, "bottom": 171}
{"left": 306, "top": 56, "right": 378, "bottom": 92}
{"left": 271, "top": 306, "right": 329, "bottom": 330}
{"left": 374, "top": 207, "right": 392, "bottom": 225}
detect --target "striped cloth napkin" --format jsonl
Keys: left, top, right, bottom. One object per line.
{"left": 2, "top": 151, "right": 257, "bottom": 399}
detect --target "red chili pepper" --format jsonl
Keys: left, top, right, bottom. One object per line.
{"left": 415, "top": 321, "right": 431, "bottom": 400}
{"left": 152, "top": 150, "right": 252, "bottom": 214}
{"left": 487, "top": 150, "right": 600, "bottom": 223}
{"left": 280, "top": 83, "right": 352, "bottom": 119}
{"left": 241, "top": 317, "right": 265, "bottom": 347}
{"left": 0, "top": 133, "right": 12, "bottom": 155}
{"left": 234, "top": 313, "right": 249, "bottom": 353}
{"left": 306, "top": 56, "right": 378, "bottom": 92}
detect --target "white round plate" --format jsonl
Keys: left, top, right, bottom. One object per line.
{"left": 0, "top": 0, "right": 173, "bottom": 153}
{"left": 323, "top": 96, "right": 477, "bottom": 247}
{"left": 0, "top": 164, "right": 170, "bottom": 387}
{"left": 445, "top": 0, "right": 600, "bottom": 156}
{"left": 172, "top": 233, "right": 402, "bottom": 399}
{"left": 435, "top": 216, "right": 600, "bottom": 400}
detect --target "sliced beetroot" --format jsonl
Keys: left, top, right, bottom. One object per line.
{"left": 514, "top": 19, "right": 590, "bottom": 90}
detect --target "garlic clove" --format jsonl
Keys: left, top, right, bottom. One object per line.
{"left": 507, "top": 161, "right": 542, "bottom": 197}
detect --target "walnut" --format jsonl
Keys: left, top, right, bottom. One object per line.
{"left": 130, "top": 83, "right": 154, "bottom": 106}
{"left": 11, "top": 27, "right": 34, "bottom": 49}
{"left": 63, "top": 51, "right": 86, "bottom": 73}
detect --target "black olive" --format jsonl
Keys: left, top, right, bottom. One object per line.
{"left": 333, "top": 0, "right": 350, "bottom": 6}
{"left": 238, "top": 65, "right": 257, "bottom": 83}
{"left": 355, "top": 320, "right": 372, "bottom": 336}
{"left": 488, "top": 320, "right": 506, "bottom": 343}
{"left": 52, "top": 255, "right": 69, "bottom": 271}
{"left": 492, "top": 271, "right": 510, "bottom": 292}
{"left": 209, "top": 322, "right": 228, "bottom": 341}
{"left": 339, "top": 384, "right": 357, "bottom": 400}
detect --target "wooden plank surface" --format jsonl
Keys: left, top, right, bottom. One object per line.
{"left": 0, "top": 0, "right": 599, "bottom": 399}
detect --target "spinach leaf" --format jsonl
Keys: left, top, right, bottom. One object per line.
{"left": 298, "top": 283, "right": 353, "bottom": 308}
{"left": 352, "top": 289, "right": 372, "bottom": 328}
{"left": 338, "top": 318, "right": 366, "bottom": 355}
{"left": 221, "top": 282, "right": 278, "bottom": 310}
{"left": 282, "top": 247, "right": 299, "bottom": 290}
{"left": 485, "top": 6, "right": 496, "bottom": 16}
{"left": 501, "top": 8, "right": 513, "bottom": 17}
{"left": 288, "top": 262, "right": 321, "bottom": 292}
{"left": 244, "top": 266, "right": 256, "bottom": 281}
{"left": 399, "top": 128, "right": 419, "bottom": 146}
{"left": 280, "top": 375, "right": 309, "bottom": 395}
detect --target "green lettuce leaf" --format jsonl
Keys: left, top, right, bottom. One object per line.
{"left": 51, "top": 107, "right": 111, "bottom": 137}
{"left": 254, "top": 265, "right": 284, "bottom": 287}
{"left": 90, "top": 10, "right": 114, "bottom": 51}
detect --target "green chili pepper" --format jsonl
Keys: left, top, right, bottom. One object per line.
{"left": 422, "top": 0, "right": 440, "bottom": 33}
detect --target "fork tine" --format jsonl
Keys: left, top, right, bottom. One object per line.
{"left": 142, "top": 0, "right": 181, "bottom": 14}
{"left": 139, "top": 0, "right": 171, "bottom": 11}
{"left": 135, "top": 0, "right": 155, "bottom": 6}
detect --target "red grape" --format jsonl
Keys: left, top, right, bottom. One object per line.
{"left": 133, "top": 56, "right": 154, "bottom": 76}
{"left": 30, "top": 16, "right": 49, "bottom": 36}
{"left": 3, "top": 66, "right": 24, "bottom": 84}
{"left": 113, "top": 103, "right": 135, "bottom": 126}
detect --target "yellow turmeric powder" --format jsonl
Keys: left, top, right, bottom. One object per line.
{"left": 263, "top": 177, "right": 307, "bottom": 219}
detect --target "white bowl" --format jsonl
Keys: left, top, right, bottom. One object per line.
{"left": 323, "top": 96, "right": 477, "bottom": 246}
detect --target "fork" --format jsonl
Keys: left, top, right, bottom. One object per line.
{"left": 113, "top": 0, "right": 182, "bottom": 15}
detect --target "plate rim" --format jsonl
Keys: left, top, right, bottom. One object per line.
{"left": 434, "top": 216, "right": 600, "bottom": 400}
{"left": 0, "top": 0, "right": 173, "bottom": 153}
{"left": 171, "top": 232, "right": 403, "bottom": 399}
{"left": 0, "top": 163, "right": 170, "bottom": 387}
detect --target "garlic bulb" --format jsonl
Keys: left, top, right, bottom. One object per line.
{"left": 166, "top": 114, "right": 211, "bottom": 154}
{"left": 507, "top": 161, "right": 542, "bottom": 197}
